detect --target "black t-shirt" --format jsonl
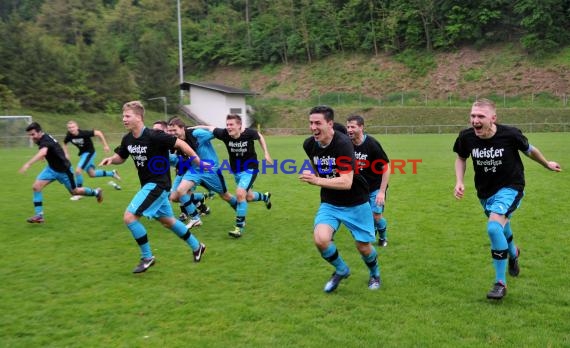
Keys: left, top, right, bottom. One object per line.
{"left": 213, "top": 128, "right": 260, "bottom": 173}
{"left": 115, "top": 128, "right": 178, "bottom": 189}
{"left": 353, "top": 134, "right": 390, "bottom": 190}
{"left": 37, "top": 133, "right": 71, "bottom": 172}
{"left": 453, "top": 124, "right": 529, "bottom": 199}
{"left": 173, "top": 128, "right": 198, "bottom": 176}
{"left": 64, "top": 129, "right": 95, "bottom": 155}
{"left": 303, "top": 131, "right": 369, "bottom": 207}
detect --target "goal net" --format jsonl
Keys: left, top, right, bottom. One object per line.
{"left": 0, "top": 115, "right": 33, "bottom": 147}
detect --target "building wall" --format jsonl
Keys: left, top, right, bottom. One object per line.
{"left": 188, "top": 87, "right": 252, "bottom": 128}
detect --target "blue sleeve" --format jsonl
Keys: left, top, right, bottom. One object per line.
{"left": 193, "top": 128, "right": 214, "bottom": 142}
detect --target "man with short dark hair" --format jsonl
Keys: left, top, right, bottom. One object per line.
{"left": 195, "top": 114, "right": 273, "bottom": 238}
{"left": 300, "top": 106, "right": 382, "bottom": 293}
{"left": 346, "top": 115, "right": 391, "bottom": 246}
{"left": 19, "top": 122, "right": 103, "bottom": 223}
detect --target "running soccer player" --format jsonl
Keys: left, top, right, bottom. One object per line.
{"left": 453, "top": 98, "right": 561, "bottom": 299}
{"left": 99, "top": 101, "right": 206, "bottom": 273}
{"left": 63, "top": 121, "right": 121, "bottom": 198}
{"left": 300, "top": 105, "right": 381, "bottom": 292}
{"left": 19, "top": 122, "right": 103, "bottom": 223}
{"left": 195, "top": 114, "right": 272, "bottom": 238}
{"left": 168, "top": 117, "right": 237, "bottom": 229}
{"left": 346, "top": 115, "right": 391, "bottom": 247}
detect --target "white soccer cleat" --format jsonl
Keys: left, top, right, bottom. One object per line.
{"left": 70, "top": 195, "right": 83, "bottom": 201}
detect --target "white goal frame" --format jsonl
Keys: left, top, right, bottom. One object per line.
{"left": 0, "top": 115, "right": 33, "bottom": 147}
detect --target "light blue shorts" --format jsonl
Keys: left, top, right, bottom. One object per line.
{"left": 128, "top": 183, "right": 174, "bottom": 219}
{"left": 369, "top": 189, "right": 386, "bottom": 214}
{"left": 77, "top": 152, "right": 96, "bottom": 171}
{"left": 37, "top": 165, "right": 76, "bottom": 192}
{"left": 182, "top": 169, "right": 228, "bottom": 194}
{"left": 234, "top": 171, "right": 257, "bottom": 190}
{"left": 480, "top": 187, "right": 524, "bottom": 218}
{"left": 314, "top": 202, "right": 376, "bottom": 243}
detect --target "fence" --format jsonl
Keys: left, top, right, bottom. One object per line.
{"left": 262, "top": 122, "right": 570, "bottom": 136}
{"left": 2, "top": 123, "right": 569, "bottom": 147}
{"left": 254, "top": 91, "right": 570, "bottom": 108}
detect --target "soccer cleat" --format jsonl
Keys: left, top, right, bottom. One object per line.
{"left": 486, "top": 281, "right": 507, "bottom": 300}
{"left": 185, "top": 217, "right": 202, "bottom": 229}
{"left": 108, "top": 181, "right": 121, "bottom": 190}
{"left": 178, "top": 212, "right": 188, "bottom": 222}
{"left": 132, "top": 256, "right": 155, "bottom": 273}
{"left": 26, "top": 215, "right": 45, "bottom": 223}
{"left": 95, "top": 188, "right": 103, "bottom": 203}
{"left": 378, "top": 238, "right": 388, "bottom": 247}
{"left": 112, "top": 169, "right": 121, "bottom": 181}
{"left": 206, "top": 191, "right": 216, "bottom": 200}
{"left": 70, "top": 195, "right": 83, "bottom": 201}
{"left": 196, "top": 197, "right": 211, "bottom": 216}
{"left": 508, "top": 248, "right": 520, "bottom": 277}
{"left": 228, "top": 226, "right": 243, "bottom": 238}
{"left": 368, "top": 275, "right": 382, "bottom": 290}
{"left": 265, "top": 192, "right": 272, "bottom": 210}
{"left": 323, "top": 270, "right": 351, "bottom": 293}
{"left": 193, "top": 243, "right": 206, "bottom": 262}
{"left": 198, "top": 204, "right": 211, "bottom": 216}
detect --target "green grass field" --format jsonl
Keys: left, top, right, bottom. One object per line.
{"left": 1, "top": 133, "right": 569, "bottom": 347}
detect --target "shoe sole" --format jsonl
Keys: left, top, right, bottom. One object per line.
{"left": 27, "top": 219, "right": 45, "bottom": 223}
{"left": 228, "top": 231, "right": 242, "bottom": 238}
{"left": 266, "top": 193, "right": 272, "bottom": 210}
{"left": 96, "top": 188, "right": 103, "bottom": 203}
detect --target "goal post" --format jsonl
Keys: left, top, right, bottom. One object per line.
{"left": 0, "top": 115, "right": 33, "bottom": 147}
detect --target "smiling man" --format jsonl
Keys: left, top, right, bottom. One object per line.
{"left": 100, "top": 101, "right": 206, "bottom": 273}
{"left": 300, "top": 105, "right": 382, "bottom": 293}
{"left": 453, "top": 98, "right": 561, "bottom": 300}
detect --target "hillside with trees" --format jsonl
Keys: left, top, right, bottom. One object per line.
{"left": 1, "top": 0, "right": 569, "bottom": 115}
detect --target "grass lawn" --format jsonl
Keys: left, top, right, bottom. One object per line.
{"left": 1, "top": 133, "right": 569, "bottom": 347}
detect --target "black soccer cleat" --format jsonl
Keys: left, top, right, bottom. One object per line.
{"left": 486, "top": 281, "right": 507, "bottom": 300}
{"left": 508, "top": 248, "right": 520, "bottom": 277}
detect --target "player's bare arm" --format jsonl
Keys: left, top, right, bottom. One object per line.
{"left": 19, "top": 147, "right": 48, "bottom": 173}
{"left": 525, "top": 146, "right": 562, "bottom": 172}
{"left": 454, "top": 156, "right": 467, "bottom": 199}
{"left": 299, "top": 170, "right": 353, "bottom": 190}
{"left": 100, "top": 153, "right": 126, "bottom": 166}
{"left": 94, "top": 130, "right": 111, "bottom": 153}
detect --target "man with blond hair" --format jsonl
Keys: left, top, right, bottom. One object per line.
{"left": 100, "top": 101, "right": 207, "bottom": 273}
{"left": 453, "top": 98, "right": 561, "bottom": 300}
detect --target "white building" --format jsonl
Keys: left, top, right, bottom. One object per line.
{"left": 180, "top": 82, "right": 257, "bottom": 128}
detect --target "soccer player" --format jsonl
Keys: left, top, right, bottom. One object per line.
{"left": 99, "top": 101, "right": 206, "bottom": 273}
{"left": 300, "top": 105, "right": 381, "bottom": 292}
{"left": 195, "top": 114, "right": 272, "bottom": 238}
{"left": 346, "top": 115, "right": 391, "bottom": 247}
{"left": 168, "top": 117, "right": 237, "bottom": 229}
{"left": 19, "top": 122, "right": 103, "bottom": 223}
{"left": 453, "top": 98, "right": 561, "bottom": 300}
{"left": 62, "top": 120, "right": 121, "bottom": 198}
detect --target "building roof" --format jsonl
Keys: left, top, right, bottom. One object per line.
{"left": 180, "top": 81, "right": 257, "bottom": 95}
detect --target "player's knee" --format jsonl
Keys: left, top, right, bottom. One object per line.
{"left": 487, "top": 221, "right": 503, "bottom": 238}
{"left": 123, "top": 211, "right": 137, "bottom": 224}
